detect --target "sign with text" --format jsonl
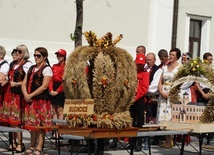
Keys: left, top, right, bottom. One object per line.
{"left": 63, "top": 99, "right": 94, "bottom": 115}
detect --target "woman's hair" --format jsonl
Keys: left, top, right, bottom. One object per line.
{"left": 16, "top": 44, "right": 30, "bottom": 60}
{"left": 35, "top": 47, "right": 50, "bottom": 66}
{"left": 182, "top": 52, "right": 192, "bottom": 60}
{"left": 170, "top": 48, "right": 181, "bottom": 60}
{"left": 203, "top": 52, "right": 213, "bottom": 60}
{"left": 0, "top": 45, "right": 6, "bottom": 58}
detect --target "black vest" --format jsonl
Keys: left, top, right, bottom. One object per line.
{"left": 149, "top": 64, "right": 160, "bottom": 84}
{"left": 27, "top": 65, "right": 50, "bottom": 99}
{"left": 10, "top": 60, "right": 29, "bottom": 94}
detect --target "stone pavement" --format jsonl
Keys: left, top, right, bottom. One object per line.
{"left": 0, "top": 131, "right": 213, "bottom": 155}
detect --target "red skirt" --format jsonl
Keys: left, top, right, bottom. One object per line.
{"left": 0, "top": 86, "right": 23, "bottom": 126}
{"left": 23, "top": 99, "right": 52, "bottom": 131}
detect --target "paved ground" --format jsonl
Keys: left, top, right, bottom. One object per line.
{"left": 0, "top": 131, "right": 213, "bottom": 155}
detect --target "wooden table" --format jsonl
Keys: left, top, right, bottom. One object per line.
{"left": 58, "top": 125, "right": 139, "bottom": 138}
{"left": 160, "top": 121, "right": 214, "bottom": 155}
{"left": 58, "top": 125, "right": 161, "bottom": 155}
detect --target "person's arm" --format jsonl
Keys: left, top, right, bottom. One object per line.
{"left": 56, "top": 84, "right": 63, "bottom": 93}
{"left": 21, "top": 74, "right": 29, "bottom": 101}
{"left": 148, "top": 68, "right": 162, "bottom": 95}
{"left": 0, "top": 62, "right": 9, "bottom": 83}
{"left": 158, "top": 73, "right": 167, "bottom": 99}
{"left": 0, "top": 72, "right": 6, "bottom": 82}
{"left": 48, "top": 65, "right": 54, "bottom": 92}
{"left": 196, "top": 82, "right": 210, "bottom": 100}
{"left": 48, "top": 77, "right": 54, "bottom": 92}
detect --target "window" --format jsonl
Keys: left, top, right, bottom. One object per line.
{"left": 189, "top": 19, "right": 202, "bottom": 58}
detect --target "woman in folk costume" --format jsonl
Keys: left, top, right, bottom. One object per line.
{"left": 49, "top": 49, "right": 66, "bottom": 122}
{"left": 0, "top": 45, "right": 9, "bottom": 122}
{"left": 21, "top": 47, "right": 53, "bottom": 155}
{"left": 1, "top": 45, "right": 32, "bottom": 153}
{"left": 157, "top": 48, "right": 181, "bottom": 148}
{"left": 48, "top": 49, "right": 66, "bottom": 139}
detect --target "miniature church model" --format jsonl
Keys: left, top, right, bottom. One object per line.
{"left": 172, "top": 92, "right": 206, "bottom": 123}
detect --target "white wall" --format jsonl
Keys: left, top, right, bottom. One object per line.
{"left": 0, "top": 0, "right": 153, "bottom": 65}
{"left": 1, "top": 0, "right": 214, "bottom": 65}
{"left": 177, "top": 0, "right": 214, "bottom": 58}
{"left": 147, "top": 0, "right": 173, "bottom": 54}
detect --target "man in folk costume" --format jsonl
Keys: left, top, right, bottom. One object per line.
{"left": 144, "top": 53, "right": 162, "bottom": 145}
{"left": 129, "top": 53, "right": 149, "bottom": 151}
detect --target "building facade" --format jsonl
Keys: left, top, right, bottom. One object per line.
{"left": 0, "top": 0, "right": 214, "bottom": 65}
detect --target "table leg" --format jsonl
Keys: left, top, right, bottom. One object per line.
{"left": 70, "top": 140, "right": 74, "bottom": 155}
{"left": 57, "top": 132, "right": 60, "bottom": 154}
{"left": 180, "top": 134, "right": 186, "bottom": 155}
{"left": 148, "top": 137, "right": 151, "bottom": 155}
{"left": 198, "top": 134, "right": 204, "bottom": 155}
{"left": 87, "top": 139, "right": 91, "bottom": 155}
{"left": 129, "top": 137, "right": 134, "bottom": 155}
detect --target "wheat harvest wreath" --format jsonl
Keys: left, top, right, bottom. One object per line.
{"left": 168, "top": 58, "right": 214, "bottom": 123}
{"left": 63, "top": 31, "right": 137, "bottom": 129}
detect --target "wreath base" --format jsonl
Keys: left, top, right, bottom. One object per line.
{"left": 65, "top": 111, "right": 132, "bottom": 130}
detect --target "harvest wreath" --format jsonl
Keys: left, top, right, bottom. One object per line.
{"left": 63, "top": 31, "right": 137, "bottom": 129}
{"left": 168, "top": 58, "right": 214, "bottom": 123}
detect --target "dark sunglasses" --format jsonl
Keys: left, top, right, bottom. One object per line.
{"left": 33, "top": 54, "right": 42, "bottom": 58}
{"left": 12, "top": 49, "right": 22, "bottom": 54}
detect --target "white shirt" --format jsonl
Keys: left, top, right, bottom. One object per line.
{"left": 146, "top": 66, "right": 162, "bottom": 96}
{"left": 0, "top": 60, "right": 9, "bottom": 75}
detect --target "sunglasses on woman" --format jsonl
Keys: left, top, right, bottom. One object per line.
{"left": 33, "top": 54, "right": 42, "bottom": 58}
{"left": 12, "top": 49, "right": 22, "bottom": 54}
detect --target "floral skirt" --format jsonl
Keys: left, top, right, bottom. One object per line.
{"left": 0, "top": 91, "right": 23, "bottom": 126}
{"left": 23, "top": 99, "right": 52, "bottom": 131}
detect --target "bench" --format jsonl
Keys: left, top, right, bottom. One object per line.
{"left": 0, "top": 126, "right": 26, "bottom": 155}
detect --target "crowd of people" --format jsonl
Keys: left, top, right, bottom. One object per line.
{"left": 0, "top": 43, "right": 213, "bottom": 155}
{"left": 127, "top": 46, "right": 213, "bottom": 151}
{"left": 0, "top": 45, "right": 66, "bottom": 155}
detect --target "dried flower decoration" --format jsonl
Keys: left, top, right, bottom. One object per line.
{"left": 84, "top": 31, "right": 123, "bottom": 49}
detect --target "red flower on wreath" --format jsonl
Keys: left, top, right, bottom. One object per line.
{"left": 101, "top": 77, "right": 108, "bottom": 86}
{"left": 93, "top": 115, "right": 97, "bottom": 121}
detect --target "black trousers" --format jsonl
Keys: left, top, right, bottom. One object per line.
{"left": 130, "top": 98, "right": 145, "bottom": 128}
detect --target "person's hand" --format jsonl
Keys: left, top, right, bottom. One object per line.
{"left": 49, "top": 91, "right": 55, "bottom": 96}
{"left": 49, "top": 91, "right": 58, "bottom": 96}
{"left": 161, "top": 92, "right": 168, "bottom": 99}
{"left": 10, "top": 81, "right": 17, "bottom": 87}
{"left": 53, "top": 91, "right": 58, "bottom": 96}
{"left": 24, "top": 94, "right": 32, "bottom": 103}
{"left": 1, "top": 80, "right": 8, "bottom": 86}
